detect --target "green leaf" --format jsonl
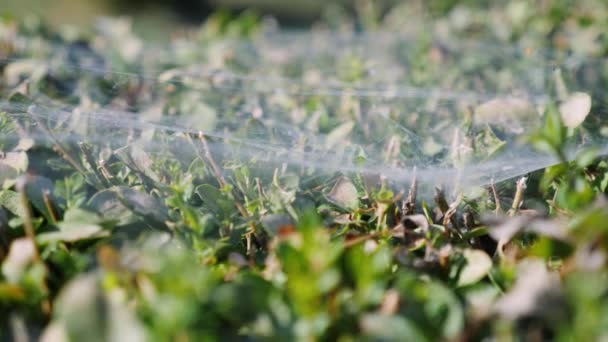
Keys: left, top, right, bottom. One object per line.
{"left": 87, "top": 190, "right": 135, "bottom": 225}
{"left": 113, "top": 186, "right": 169, "bottom": 224}
{"left": 576, "top": 147, "right": 600, "bottom": 168}
{"left": 0, "top": 152, "right": 27, "bottom": 188}
{"left": 457, "top": 249, "right": 493, "bottom": 287}
{"left": 25, "top": 175, "right": 62, "bottom": 223}
{"left": 37, "top": 223, "right": 109, "bottom": 244}
{"left": 128, "top": 146, "right": 161, "bottom": 182}
{"left": 543, "top": 103, "right": 567, "bottom": 152}
{"left": 360, "top": 314, "right": 428, "bottom": 341}
{"left": 195, "top": 184, "right": 235, "bottom": 217}
{"left": 326, "top": 177, "right": 359, "bottom": 210}
{"left": 54, "top": 273, "right": 146, "bottom": 342}
{"left": 0, "top": 190, "right": 25, "bottom": 218}
{"left": 425, "top": 282, "right": 465, "bottom": 339}
{"left": 37, "top": 208, "right": 110, "bottom": 244}
{"left": 7, "top": 92, "right": 34, "bottom": 109}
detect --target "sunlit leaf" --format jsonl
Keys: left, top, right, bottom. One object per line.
{"left": 457, "top": 249, "right": 493, "bottom": 287}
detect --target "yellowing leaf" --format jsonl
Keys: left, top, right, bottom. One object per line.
{"left": 559, "top": 92, "right": 591, "bottom": 128}
{"left": 474, "top": 97, "right": 537, "bottom": 133}
{"left": 326, "top": 121, "right": 355, "bottom": 149}
{"left": 457, "top": 249, "right": 493, "bottom": 287}
{"left": 2, "top": 238, "right": 36, "bottom": 283}
{"left": 327, "top": 177, "right": 359, "bottom": 209}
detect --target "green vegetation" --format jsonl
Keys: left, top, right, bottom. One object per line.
{"left": 2, "top": 1, "right": 608, "bottom": 341}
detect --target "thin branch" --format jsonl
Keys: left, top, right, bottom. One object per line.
{"left": 16, "top": 177, "right": 52, "bottom": 315}
{"left": 344, "top": 232, "right": 381, "bottom": 248}
{"left": 508, "top": 176, "right": 528, "bottom": 216}
{"left": 190, "top": 132, "right": 249, "bottom": 218}
{"left": 489, "top": 178, "right": 502, "bottom": 214}
{"left": 401, "top": 169, "right": 418, "bottom": 216}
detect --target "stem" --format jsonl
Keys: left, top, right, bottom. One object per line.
{"left": 16, "top": 178, "right": 42, "bottom": 264}
{"left": 434, "top": 187, "right": 450, "bottom": 214}
{"left": 42, "top": 190, "right": 59, "bottom": 224}
{"left": 508, "top": 176, "right": 528, "bottom": 216}
{"left": 187, "top": 133, "right": 251, "bottom": 220}
{"left": 401, "top": 170, "right": 417, "bottom": 216}
{"left": 78, "top": 142, "right": 110, "bottom": 187}
{"left": 16, "top": 177, "right": 52, "bottom": 315}
{"left": 29, "top": 112, "right": 88, "bottom": 177}
{"left": 197, "top": 132, "right": 228, "bottom": 187}
{"left": 489, "top": 179, "right": 502, "bottom": 215}
{"left": 344, "top": 232, "right": 381, "bottom": 248}
{"left": 443, "top": 194, "right": 463, "bottom": 238}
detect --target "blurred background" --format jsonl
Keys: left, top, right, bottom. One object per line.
{"left": 0, "top": 0, "right": 409, "bottom": 36}
{"left": 3, "top": 0, "right": 603, "bottom": 55}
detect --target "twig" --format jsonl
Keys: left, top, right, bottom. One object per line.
{"left": 42, "top": 190, "right": 59, "bottom": 224}
{"left": 508, "top": 176, "right": 528, "bottom": 216}
{"left": 52, "top": 144, "right": 88, "bottom": 176}
{"left": 16, "top": 177, "right": 52, "bottom": 315}
{"left": 197, "top": 132, "right": 229, "bottom": 188}
{"left": 98, "top": 159, "right": 118, "bottom": 185}
{"left": 78, "top": 142, "right": 110, "bottom": 187}
{"left": 188, "top": 132, "right": 249, "bottom": 218}
{"left": 443, "top": 193, "right": 463, "bottom": 236}
{"left": 28, "top": 112, "right": 88, "bottom": 176}
{"left": 434, "top": 187, "right": 450, "bottom": 214}
{"left": 16, "top": 177, "right": 42, "bottom": 264}
{"left": 401, "top": 170, "right": 417, "bottom": 216}
{"left": 344, "top": 232, "right": 381, "bottom": 248}
{"left": 489, "top": 178, "right": 502, "bottom": 214}
{"left": 190, "top": 135, "right": 262, "bottom": 255}
{"left": 255, "top": 177, "right": 266, "bottom": 212}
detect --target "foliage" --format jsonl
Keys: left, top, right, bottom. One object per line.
{"left": 2, "top": 1, "right": 608, "bottom": 341}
